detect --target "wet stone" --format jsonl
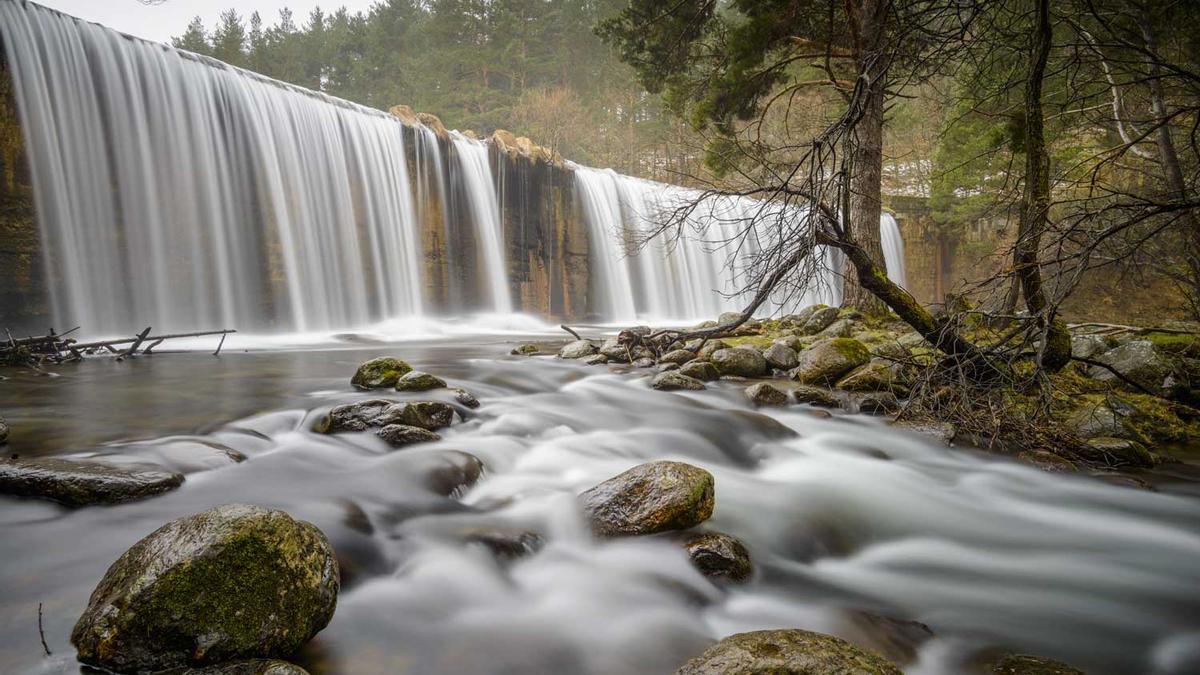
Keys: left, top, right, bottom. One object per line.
{"left": 452, "top": 388, "right": 481, "bottom": 409}
{"left": 633, "top": 357, "right": 656, "bottom": 368}
{"left": 660, "top": 349, "right": 697, "bottom": 365}
{"left": 989, "top": 653, "right": 1085, "bottom": 675}
{"left": 558, "top": 340, "right": 597, "bottom": 359}
{"left": 580, "top": 460, "right": 714, "bottom": 537}
{"left": 463, "top": 527, "right": 545, "bottom": 560}
{"left": 711, "top": 348, "right": 768, "bottom": 377}
{"left": 0, "top": 457, "right": 183, "bottom": 507}
{"left": 424, "top": 451, "right": 485, "bottom": 496}
{"left": 792, "top": 385, "right": 840, "bottom": 407}
{"left": 651, "top": 371, "right": 706, "bottom": 391}
{"left": 182, "top": 660, "right": 310, "bottom": 675}
{"left": 682, "top": 532, "right": 752, "bottom": 582}
{"left": 678, "top": 629, "right": 902, "bottom": 675}
{"left": 745, "top": 383, "right": 788, "bottom": 406}
{"left": 376, "top": 424, "right": 441, "bottom": 448}
{"left": 394, "top": 370, "right": 446, "bottom": 392}
{"left": 582, "top": 354, "right": 609, "bottom": 366}
{"left": 351, "top": 357, "right": 412, "bottom": 390}
{"left": 510, "top": 344, "right": 539, "bottom": 356}
{"left": 679, "top": 361, "right": 720, "bottom": 381}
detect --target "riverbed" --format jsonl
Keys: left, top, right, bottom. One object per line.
{"left": 1, "top": 332, "right": 1198, "bottom": 674}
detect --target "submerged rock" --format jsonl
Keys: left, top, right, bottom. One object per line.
{"left": 679, "top": 361, "right": 720, "bottom": 382}
{"left": 350, "top": 357, "right": 412, "bottom": 390}
{"left": 71, "top": 504, "right": 338, "bottom": 673}
{"left": 1079, "top": 436, "right": 1155, "bottom": 468}
{"left": 660, "top": 349, "right": 698, "bottom": 365}
{"left": 376, "top": 424, "right": 441, "bottom": 448}
{"left": 1016, "top": 450, "right": 1078, "bottom": 473}
{"left": 678, "top": 629, "right": 902, "bottom": 674}
{"left": 989, "top": 653, "right": 1085, "bottom": 675}
{"left": 423, "top": 451, "right": 485, "bottom": 496}
{"left": 0, "top": 458, "right": 183, "bottom": 507}
{"left": 452, "top": 388, "right": 481, "bottom": 409}
{"left": 394, "top": 370, "right": 446, "bottom": 392}
{"left": 745, "top": 383, "right": 788, "bottom": 406}
{"left": 711, "top": 348, "right": 768, "bottom": 377}
{"left": 682, "top": 532, "right": 752, "bottom": 582}
{"left": 651, "top": 371, "right": 707, "bottom": 391}
{"left": 791, "top": 338, "right": 870, "bottom": 385}
{"left": 558, "top": 340, "right": 597, "bottom": 359}
{"left": 183, "top": 660, "right": 310, "bottom": 675}
{"left": 762, "top": 343, "right": 799, "bottom": 371}
{"left": 792, "top": 385, "right": 840, "bottom": 408}
{"left": 580, "top": 460, "right": 715, "bottom": 537}
{"left": 463, "top": 527, "right": 545, "bottom": 559}
{"left": 510, "top": 344, "right": 539, "bottom": 356}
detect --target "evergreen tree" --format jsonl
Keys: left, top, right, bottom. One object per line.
{"left": 210, "top": 10, "right": 247, "bottom": 67}
{"left": 172, "top": 16, "right": 211, "bottom": 55}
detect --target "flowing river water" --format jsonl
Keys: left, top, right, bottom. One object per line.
{"left": 1, "top": 331, "right": 1199, "bottom": 675}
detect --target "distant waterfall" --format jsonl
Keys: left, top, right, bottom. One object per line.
{"left": 1, "top": 1, "right": 425, "bottom": 333}
{"left": 449, "top": 133, "right": 512, "bottom": 314}
{"left": 880, "top": 212, "right": 907, "bottom": 288}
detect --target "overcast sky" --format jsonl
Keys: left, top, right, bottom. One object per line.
{"left": 37, "top": 0, "right": 379, "bottom": 44}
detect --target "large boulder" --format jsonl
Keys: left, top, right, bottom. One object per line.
{"left": 393, "top": 371, "right": 446, "bottom": 392}
{"left": 745, "top": 383, "right": 788, "bottom": 406}
{"left": 762, "top": 343, "right": 799, "bottom": 370}
{"left": 681, "top": 532, "right": 752, "bottom": 582}
{"left": 71, "top": 504, "right": 338, "bottom": 672}
{"left": 696, "top": 340, "right": 732, "bottom": 360}
{"left": 1089, "top": 340, "right": 1172, "bottom": 394}
{"left": 376, "top": 424, "right": 440, "bottom": 448}
{"left": 580, "top": 461, "right": 714, "bottom": 537}
{"left": 660, "top": 349, "right": 698, "bottom": 365}
{"left": 817, "top": 317, "right": 857, "bottom": 339}
{"left": 711, "top": 348, "right": 768, "bottom": 377}
{"left": 792, "top": 385, "right": 840, "bottom": 407}
{"left": 1071, "top": 334, "right": 1109, "bottom": 360}
{"left": 791, "top": 338, "right": 871, "bottom": 385}
{"left": 350, "top": 357, "right": 412, "bottom": 390}
{"left": 558, "top": 340, "right": 597, "bottom": 359}
{"left": 837, "top": 360, "right": 907, "bottom": 394}
{"left": 0, "top": 458, "right": 183, "bottom": 507}
{"left": 651, "top": 371, "right": 707, "bottom": 391}
{"left": 679, "top": 361, "right": 721, "bottom": 382}
{"left": 677, "top": 629, "right": 902, "bottom": 674}
{"left": 801, "top": 306, "right": 841, "bottom": 335}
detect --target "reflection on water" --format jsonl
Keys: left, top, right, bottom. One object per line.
{"left": 1, "top": 338, "right": 1199, "bottom": 675}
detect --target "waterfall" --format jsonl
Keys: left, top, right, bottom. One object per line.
{"left": 881, "top": 212, "right": 907, "bottom": 288}
{"left": 1, "top": 1, "right": 425, "bottom": 333}
{"left": 449, "top": 133, "right": 512, "bottom": 314}
{"left": 572, "top": 168, "right": 638, "bottom": 319}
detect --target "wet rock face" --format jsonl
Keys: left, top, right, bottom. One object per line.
{"left": 394, "top": 370, "right": 446, "bottom": 392}
{"left": 0, "top": 458, "right": 183, "bottom": 507}
{"left": 745, "top": 383, "right": 788, "bottom": 406}
{"left": 376, "top": 424, "right": 441, "bottom": 448}
{"left": 580, "top": 460, "right": 715, "bottom": 537}
{"left": 679, "top": 361, "right": 720, "bottom": 382}
{"left": 651, "top": 371, "right": 707, "bottom": 391}
{"left": 791, "top": 338, "right": 870, "bottom": 385}
{"left": 989, "top": 653, "right": 1085, "bottom": 675}
{"left": 350, "top": 357, "right": 412, "bottom": 390}
{"left": 71, "top": 503, "right": 339, "bottom": 673}
{"left": 678, "top": 629, "right": 902, "bottom": 674}
{"left": 320, "top": 400, "right": 454, "bottom": 434}
{"left": 558, "top": 340, "right": 597, "bottom": 359}
{"left": 682, "top": 532, "right": 752, "bottom": 582}
{"left": 711, "top": 348, "right": 768, "bottom": 377}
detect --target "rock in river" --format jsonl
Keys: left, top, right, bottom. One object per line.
{"left": 651, "top": 371, "right": 706, "bottom": 391}
{"left": 510, "top": 344, "right": 539, "bottom": 356}
{"left": 711, "top": 347, "right": 768, "bottom": 377}
{"left": 580, "top": 460, "right": 714, "bottom": 537}
{"left": 394, "top": 370, "right": 446, "bottom": 392}
{"left": 660, "top": 349, "right": 697, "bottom": 365}
{"left": 350, "top": 357, "right": 412, "bottom": 390}
{"left": 0, "top": 415, "right": 8, "bottom": 444}
{"left": 451, "top": 388, "right": 481, "bottom": 409}
{"left": 762, "top": 342, "right": 799, "bottom": 371}
{"left": 745, "top": 382, "right": 788, "bottom": 406}
{"left": 681, "top": 532, "right": 752, "bottom": 582}
{"left": 71, "top": 503, "right": 338, "bottom": 673}
{"left": 183, "top": 660, "right": 310, "bottom": 675}
{"left": 678, "top": 629, "right": 902, "bottom": 675}
{"left": 792, "top": 385, "right": 840, "bottom": 408}
{"left": 1079, "top": 436, "right": 1155, "bottom": 468}
{"left": 790, "top": 338, "right": 870, "bottom": 385}
{"left": 679, "top": 360, "right": 720, "bottom": 382}
{"left": 558, "top": 340, "right": 597, "bottom": 359}
{"left": 0, "top": 457, "right": 183, "bottom": 507}
{"left": 376, "top": 424, "right": 441, "bottom": 448}
{"left": 989, "top": 653, "right": 1085, "bottom": 675}
{"left": 319, "top": 399, "right": 454, "bottom": 434}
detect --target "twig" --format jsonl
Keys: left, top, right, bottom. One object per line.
{"left": 213, "top": 332, "right": 227, "bottom": 356}
{"left": 1070, "top": 356, "right": 1157, "bottom": 396}
{"left": 560, "top": 325, "right": 582, "bottom": 341}
{"left": 37, "top": 602, "right": 50, "bottom": 656}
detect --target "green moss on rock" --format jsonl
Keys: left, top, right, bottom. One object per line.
{"left": 350, "top": 357, "right": 412, "bottom": 390}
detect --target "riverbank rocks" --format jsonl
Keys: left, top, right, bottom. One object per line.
{"left": 801, "top": 306, "right": 841, "bottom": 334}
{"left": 712, "top": 348, "right": 768, "bottom": 377}
{"left": 677, "top": 629, "right": 902, "bottom": 674}
{"left": 0, "top": 458, "right": 183, "bottom": 506}
{"left": 837, "top": 359, "right": 907, "bottom": 394}
{"left": 511, "top": 344, "right": 539, "bottom": 355}
{"left": 351, "top": 357, "right": 412, "bottom": 390}
{"left": 660, "top": 349, "right": 698, "bottom": 365}
{"left": 582, "top": 354, "right": 609, "bottom": 365}
{"left": 682, "top": 532, "right": 752, "bottom": 582}
{"left": 791, "top": 338, "right": 870, "bottom": 385}
{"left": 763, "top": 342, "right": 799, "bottom": 370}
{"left": 818, "top": 317, "right": 857, "bottom": 339}
{"left": 745, "top": 383, "right": 788, "bottom": 406}
{"left": 792, "top": 385, "right": 840, "bottom": 407}
{"left": 680, "top": 360, "right": 720, "bottom": 381}
{"left": 580, "top": 461, "right": 715, "bottom": 537}
{"left": 1089, "top": 340, "right": 1172, "bottom": 394}
{"left": 71, "top": 504, "right": 338, "bottom": 672}
{"left": 857, "top": 392, "right": 900, "bottom": 415}
{"left": 989, "top": 653, "right": 1085, "bottom": 675}
{"left": 1079, "top": 436, "right": 1155, "bottom": 468}
{"left": 652, "top": 371, "right": 706, "bottom": 391}
{"left": 0, "top": 416, "right": 7, "bottom": 444}
{"left": 376, "top": 424, "right": 441, "bottom": 448}
{"left": 394, "top": 371, "right": 446, "bottom": 392}
{"left": 559, "top": 340, "right": 597, "bottom": 359}
{"left": 697, "top": 340, "right": 732, "bottom": 360}
{"left": 319, "top": 400, "right": 455, "bottom": 434}
{"left": 452, "top": 388, "right": 481, "bottom": 409}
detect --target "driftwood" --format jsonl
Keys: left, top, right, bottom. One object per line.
{"left": 2, "top": 326, "right": 236, "bottom": 366}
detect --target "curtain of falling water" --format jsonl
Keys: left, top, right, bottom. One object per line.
{"left": 880, "top": 212, "right": 907, "bottom": 288}
{"left": 0, "top": 1, "right": 425, "bottom": 333}
{"left": 449, "top": 133, "right": 512, "bottom": 314}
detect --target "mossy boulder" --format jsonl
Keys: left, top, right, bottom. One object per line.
{"left": 394, "top": 370, "right": 446, "bottom": 392}
{"left": 71, "top": 504, "right": 338, "bottom": 673}
{"left": 697, "top": 340, "right": 732, "bottom": 360}
{"left": 319, "top": 400, "right": 454, "bottom": 434}
{"left": 762, "top": 343, "right": 799, "bottom": 370}
{"left": 837, "top": 360, "right": 907, "bottom": 394}
{"left": 1078, "top": 437, "right": 1155, "bottom": 468}
{"left": 678, "top": 629, "right": 902, "bottom": 674}
{"left": 0, "top": 458, "right": 183, "bottom": 507}
{"left": 789, "top": 304, "right": 827, "bottom": 328}
{"left": 773, "top": 335, "right": 805, "bottom": 351}
{"left": 660, "top": 349, "right": 698, "bottom": 365}
{"left": 711, "top": 348, "right": 768, "bottom": 377}
{"left": 1016, "top": 450, "right": 1078, "bottom": 473}
{"left": 580, "top": 461, "right": 715, "bottom": 537}
{"left": 582, "top": 354, "right": 609, "bottom": 366}
{"left": 510, "top": 344, "right": 539, "bottom": 356}
{"left": 1066, "top": 401, "right": 1134, "bottom": 440}
{"left": 559, "top": 340, "right": 597, "bottom": 359}
{"left": 791, "top": 338, "right": 870, "bottom": 385}
{"left": 745, "top": 383, "right": 788, "bottom": 406}
{"left": 376, "top": 424, "right": 441, "bottom": 448}
{"left": 801, "top": 306, "right": 841, "bottom": 335}
{"left": 989, "top": 653, "right": 1085, "bottom": 675}
{"left": 350, "top": 357, "right": 412, "bottom": 390}
{"left": 681, "top": 532, "right": 752, "bottom": 582}
{"left": 680, "top": 361, "right": 721, "bottom": 381}
{"left": 652, "top": 371, "right": 707, "bottom": 391}
{"left": 857, "top": 392, "right": 900, "bottom": 415}
{"left": 792, "top": 385, "right": 840, "bottom": 407}
{"left": 1089, "top": 340, "right": 1172, "bottom": 394}
{"left": 817, "top": 317, "right": 857, "bottom": 339}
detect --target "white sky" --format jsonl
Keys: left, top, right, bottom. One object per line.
{"left": 36, "top": 0, "right": 380, "bottom": 44}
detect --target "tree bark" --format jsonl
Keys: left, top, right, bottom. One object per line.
{"left": 1014, "top": 0, "right": 1070, "bottom": 371}
{"left": 841, "top": 0, "right": 890, "bottom": 314}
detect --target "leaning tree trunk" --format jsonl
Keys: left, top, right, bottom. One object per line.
{"left": 841, "top": 0, "right": 890, "bottom": 315}
{"left": 1014, "top": 0, "right": 1070, "bottom": 372}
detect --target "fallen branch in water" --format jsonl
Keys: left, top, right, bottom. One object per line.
{"left": 38, "top": 602, "right": 50, "bottom": 656}
{"left": 559, "top": 325, "right": 582, "bottom": 341}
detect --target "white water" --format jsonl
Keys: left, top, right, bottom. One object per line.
{"left": 450, "top": 133, "right": 513, "bottom": 314}
{"left": 881, "top": 212, "right": 907, "bottom": 288}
